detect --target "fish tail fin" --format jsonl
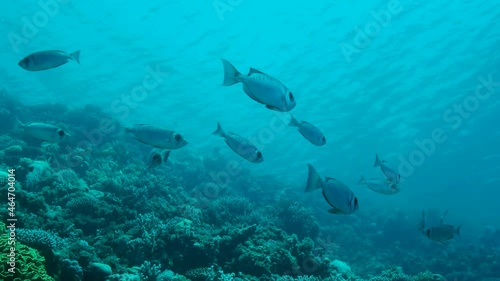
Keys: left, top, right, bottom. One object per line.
{"left": 305, "top": 164, "right": 323, "bottom": 192}
{"left": 357, "top": 176, "right": 365, "bottom": 185}
{"left": 374, "top": 153, "right": 381, "bottom": 167}
{"left": 69, "top": 50, "right": 81, "bottom": 64}
{"left": 440, "top": 209, "right": 449, "bottom": 224}
{"left": 288, "top": 114, "right": 300, "bottom": 127}
{"left": 455, "top": 225, "right": 461, "bottom": 236}
{"left": 212, "top": 122, "right": 225, "bottom": 137}
{"left": 163, "top": 150, "right": 171, "bottom": 163}
{"left": 14, "top": 116, "right": 25, "bottom": 129}
{"left": 220, "top": 58, "right": 241, "bottom": 86}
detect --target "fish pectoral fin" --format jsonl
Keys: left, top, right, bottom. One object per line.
{"left": 322, "top": 191, "right": 339, "bottom": 212}
{"left": 243, "top": 84, "right": 266, "bottom": 104}
{"left": 327, "top": 208, "right": 344, "bottom": 215}
{"left": 163, "top": 150, "right": 171, "bottom": 163}
{"left": 265, "top": 105, "right": 280, "bottom": 111}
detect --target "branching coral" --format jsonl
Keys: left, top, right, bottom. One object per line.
{"left": 25, "top": 160, "right": 54, "bottom": 190}
{"left": 15, "top": 228, "right": 64, "bottom": 253}
{"left": 271, "top": 194, "right": 320, "bottom": 239}
{"left": 206, "top": 195, "right": 255, "bottom": 226}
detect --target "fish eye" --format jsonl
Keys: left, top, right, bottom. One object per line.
{"left": 321, "top": 136, "right": 326, "bottom": 143}
{"left": 289, "top": 92, "right": 294, "bottom": 101}
{"left": 256, "top": 151, "right": 262, "bottom": 159}
{"left": 58, "top": 130, "right": 65, "bottom": 137}
{"left": 174, "top": 134, "right": 182, "bottom": 142}
{"left": 354, "top": 197, "right": 359, "bottom": 208}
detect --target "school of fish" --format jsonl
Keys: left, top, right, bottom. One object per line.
{"left": 15, "top": 49, "right": 462, "bottom": 242}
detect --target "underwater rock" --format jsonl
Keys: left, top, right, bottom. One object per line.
{"left": 4, "top": 144, "right": 23, "bottom": 155}
{"left": 87, "top": 262, "right": 112, "bottom": 281}
{"left": 174, "top": 219, "right": 193, "bottom": 235}
{"left": 331, "top": 259, "right": 351, "bottom": 274}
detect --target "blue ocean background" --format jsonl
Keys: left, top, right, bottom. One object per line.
{"left": 1, "top": 0, "right": 499, "bottom": 280}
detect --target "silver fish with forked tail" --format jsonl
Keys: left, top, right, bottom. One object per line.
{"left": 18, "top": 50, "right": 80, "bottom": 71}
{"left": 374, "top": 153, "right": 400, "bottom": 187}
{"left": 220, "top": 58, "right": 296, "bottom": 112}
{"left": 357, "top": 176, "right": 400, "bottom": 195}
{"left": 305, "top": 164, "right": 358, "bottom": 215}
{"left": 18, "top": 119, "right": 67, "bottom": 142}
{"left": 288, "top": 114, "right": 326, "bottom": 146}
{"left": 212, "top": 122, "right": 263, "bottom": 163}
{"left": 125, "top": 124, "right": 188, "bottom": 149}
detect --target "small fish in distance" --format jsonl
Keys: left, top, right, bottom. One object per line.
{"left": 425, "top": 224, "right": 461, "bottom": 242}
{"left": 357, "top": 176, "right": 400, "bottom": 195}
{"left": 18, "top": 50, "right": 80, "bottom": 71}
{"left": 374, "top": 153, "right": 400, "bottom": 187}
{"left": 212, "top": 122, "right": 263, "bottom": 163}
{"left": 288, "top": 114, "right": 326, "bottom": 146}
{"left": 125, "top": 124, "right": 188, "bottom": 149}
{"left": 18, "top": 119, "right": 67, "bottom": 142}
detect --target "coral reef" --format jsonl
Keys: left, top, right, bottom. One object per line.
{"left": 0, "top": 101, "right": 497, "bottom": 281}
{"left": 0, "top": 222, "right": 55, "bottom": 281}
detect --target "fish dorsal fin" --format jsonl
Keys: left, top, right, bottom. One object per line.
{"left": 325, "top": 177, "right": 336, "bottom": 182}
{"left": 226, "top": 132, "right": 242, "bottom": 139}
{"left": 248, "top": 67, "right": 266, "bottom": 75}
{"left": 133, "top": 124, "right": 151, "bottom": 128}
{"left": 439, "top": 209, "right": 449, "bottom": 224}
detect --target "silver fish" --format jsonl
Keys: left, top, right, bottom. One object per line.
{"left": 425, "top": 224, "right": 461, "bottom": 242}
{"left": 289, "top": 114, "right": 326, "bottom": 146}
{"left": 212, "top": 122, "right": 263, "bottom": 163}
{"left": 220, "top": 59, "right": 296, "bottom": 112}
{"left": 374, "top": 154, "right": 400, "bottom": 186}
{"left": 305, "top": 164, "right": 358, "bottom": 215}
{"left": 18, "top": 120, "right": 67, "bottom": 142}
{"left": 147, "top": 149, "right": 170, "bottom": 170}
{"left": 125, "top": 124, "right": 188, "bottom": 149}
{"left": 357, "top": 176, "right": 400, "bottom": 195}
{"left": 18, "top": 50, "right": 80, "bottom": 71}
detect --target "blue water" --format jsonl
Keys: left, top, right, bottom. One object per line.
{"left": 1, "top": 0, "right": 500, "bottom": 279}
